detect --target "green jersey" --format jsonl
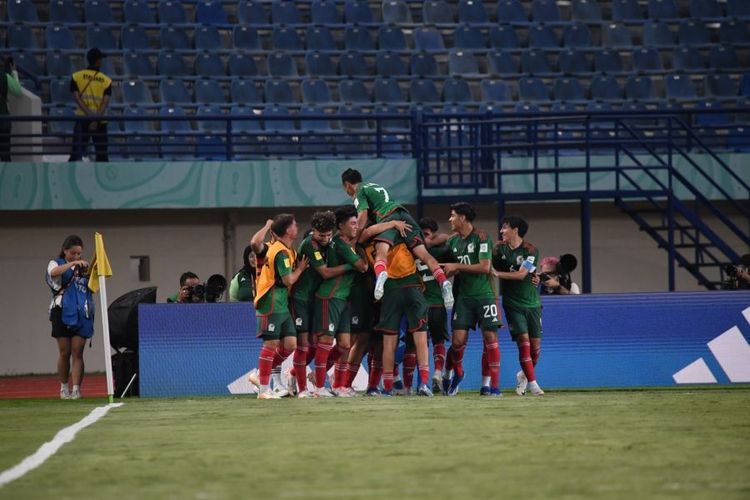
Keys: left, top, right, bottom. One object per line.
{"left": 316, "top": 236, "right": 362, "bottom": 300}
{"left": 417, "top": 245, "right": 453, "bottom": 306}
{"left": 293, "top": 235, "right": 329, "bottom": 302}
{"left": 492, "top": 241, "right": 542, "bottom": 309}
{"left": 256, "top": 251, "right": 293, "bottom": 314}
{"left": 447, "top": 229, "right": 495, "bottom": 300}
{"left": 353, "top": 182, "right": 403, "bottom": 222}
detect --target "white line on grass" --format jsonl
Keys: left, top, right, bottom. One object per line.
{"left": 0, "top": 403, "right": 124, "bottom": 488}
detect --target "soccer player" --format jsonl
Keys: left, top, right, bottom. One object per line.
{"left": 312, "top": 205, "right": 367, "bottom": 397}
{"left": 492, "top": 216, "right": 545, "bottom": 396}
{"left": 252, "top": 214, "right": 309, "bottom": 400}
{"left": 341, "top": 168, "right": 454, "bottom": 308}
{"left": 441, "top": 203, "right": 502, "bottom": 397}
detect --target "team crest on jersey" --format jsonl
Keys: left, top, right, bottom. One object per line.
{"left": 468, "top": 243, "right": 475, "bottom": 253}
{"left": 284, "top": 258, "right": 291, "bottom": 268}
{"left": 480, "top": 243, "right": 488, "bottom": 253}
{"left": 352, "top": 316, "right": 359, "bottom": 325}
{"left": 314, "top": 251, "right": 322, "bottom": 260}
{"left": 453, "top": 312, "right": 458, "bottom": 320}
{"left": 268, "top": 323, "right": 275, "bottom": 332}
{"left": 328, "top": 323, "right": 335, "bottom": 332}
{"left": 295, "top": 317, "right": 302, "bottom": 327}
{"left": 516, "top": 256, "right": 525, "bottom": 266}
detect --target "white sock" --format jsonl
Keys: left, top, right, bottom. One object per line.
{"left": 271, "top": 368, "right": 282, "bottom": 387}
{"left": 482, "top": 376, "right": 491, "bottom": 387}
{"left": 528, "top": 380, "right": 539, "bottom": 387}
{"left": 259, "top": 384, "right": 269, "bottom": 393}
{"left": 61, "top": 383, "right": 69, "bottom": 392}
{"left": 72, "top": 384, "right": 80, "bottom": 393}
{"left": 433, "top": 369, "right": 442, "bottom": 380}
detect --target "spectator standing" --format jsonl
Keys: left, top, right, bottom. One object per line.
{"left": 69, "top": 48, "right": 111, "bottom": 162}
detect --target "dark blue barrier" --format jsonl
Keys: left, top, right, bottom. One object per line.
{"left": 138, "top": 292, "right": 750, "bottom": 397}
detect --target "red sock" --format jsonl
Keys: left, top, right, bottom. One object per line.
{"left": 345, "top": 362, "right": 359, "bottom": 388}
{"left": 327, "top": 343, "right": 341, "bottom": 372}
{"left": 383, "top": 371, "right": 394, "bottom": 392}
{"left": 418, "top": 364, "right": 430, "bottom": 385}
{"left": 272, "top": 347, "right": 292, "bottom": 369}
{"left": 486, "top": 341, "right": 501, "bottom": 389}
{"left": 532, "top": 346, "right": 541, "bottom": 366}
{"left": 433, "top": 343, "right": 446, "bottom": 372}
{"left": 481, "top": 347, "right": 489, "bottom": 377}
{"left": 367, "top": 348, "right": 382, "bottom": 390}
{"left": 374, "top": 259, "right": 387, "bottom": 277}
{"left": 403, "top": 351, "right": 416, "bottom": 389}
{"left": 258, "top": 346, "right": 275, "bottom": 386}
{"left": 519, "top": 341, "right": 536, "bottom": 382}
{"left": 451, "top": 345, "right": 466, "bottom": 377}
{"left": 432, "top": 267, "right": 447, "bottom": 285}
{"left": 307, "top": 343, "right": 317, "bottom": 365}
{"left": 333, "top": 346, "right": 350, "bottom": 389}
{"left": 315, "top": 343, "right": 334, "bottom": 388}
{"left": 293, "top": 346, "right": 308, "bottom": 392}
{"left": 445, "top": 346, "right": 454, "bottom": 372}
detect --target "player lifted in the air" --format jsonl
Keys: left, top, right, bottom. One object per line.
{"left": 341, "top": 168, "right": 454, "bottom": 309}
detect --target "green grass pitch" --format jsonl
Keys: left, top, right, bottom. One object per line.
{"left": 1, "top": 389, "right": 749, "bottom": 499}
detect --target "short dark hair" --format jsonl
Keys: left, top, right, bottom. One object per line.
{"left": 450, "top": 202, "right": 476, "bottom": 222}
{"left": 59, "top": 235, "right": 84, "bottom": 258}
{"left": 419, "top": 217, "right": 439, "bottom": 232}
{"left": 310, "top": 210, "right": 336, "bottom": 233}
{"left": 271, "top": 213, "right": 295, "bottom": 238}
{"left": 341, "top": 168, "right": 362, "bottom": 185}
{"left": 334, "top": 205, "right": 358, "bottom": 227}
{"left": 180, "top": 271, "right": 199, "bottom": 287}
{"left": 502, "top": 216, "right": 529, "bottom": 237}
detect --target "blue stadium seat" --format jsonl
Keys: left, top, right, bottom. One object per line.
{"left": 233, "top": 26, "right": 260, "bottom": 50}
{"left": 122, "top": 80, "right": 154, "bottom": 104}
{"left": 311, "top": 0, "right": 341, "bottom": 24}
{"left": 521, "top": 50, "right": 554, "bottom": 76}
{"left": 14, "top": 52, "right": 41, "bottom": 76}
{"left": 455, "top": 25, "right": 486, "bottom": 49}
{"left": 559, "top": 49, "right": 592, "bottom": 75}
{"left": 230, "top": 104, "right": 262, "bottom": 132}
{"left": 449, "top": 50, "right": 479, "bottom": 75}
{"left": 678, "top": 20, "right": 710, "bottom": 47}
{"left": 158, "top": 0, "right": 188, "bottom": 23}
{"left": 264, "top": 104, "right": 295, "bottom": 132}
{"left": 301, "top": 78, "right": 332, "bottom": 104}
{"left": 228, "top": 53, "right": 259, "bottom": 77}
{"left": 272, "top": 1, "right": 301, "bottom": 24}
{"left": 664, "top": 75, "right": 697, "bottom": 101}
{"left": 648, "top": 0, "right": 678, "bottom": 19}
{"left": 481, "top": 80, "right": 512, "bottom": 102}
{"left": 423, "top": 1, "right": 454, "bottom": 24}
{"left": 8, "top": 25, "right": 38, "bottom": 50}
{"left": 373, "top": 78, "right": 403, "bottom": 103}
{"left": 705, "top": 74, "right": 737, "bottom": 100}
{"left": 612, "top": 0, "right": 642, "bottom": 20}
{"left": 46, "top": 25, "right": 76, "bottom": 51}
{"left": 305, "top": 52, "right": 337, "bottom": 76}
{"left": 374, "top": 103, "right": 409, "bottom": 132}
{"left": 690, "top": 0, "right": 722, "bottom": 19}
{"left": 531, "top": 0, "right": 561, "bottom": 22}
{"left": 49, "top": 0, "right": 81, "bottom": 23}
{"left": 442, "top": 77, "right": 472, "bottom": 103}
{"left": 554, "top": 77, "right": 586, "bottom": 103}
{"left": 594, "top": 49, "right": 624, "bottom": 74}
{"left": 160, "top": 79, "right": 193, "bottom": 104}
{"left": 376, "top": 52, "right": 408, "bottom": 76}
{"left": 411, "top": 52, "right": 439, "bottom": 76}
{"left": 379, "top": 26, "right": 407, "bottom": 51}
{"left": 529, "top": 24, "right": 559, "bottom": 48}
{"left": 458, "top": 0, "right": 488, "bottom": 23}
{"left": 307, "top": 26, "right": 337, "bottom": 51}
{"left": 87, "top": 25, "right": 117, "bottom": 51}
{"left": 122, "top": 105, "right": 156, "bottom": 133}
{"left": 196, "top": 26, "right": 223, "bottom": 50}
{"left": 50, "top": 78, "right": 72, "bottom": 104}
{"left": 740, "top": 73, "right": 750, "bottom": 98}
{"left": 720, "top": 20, "right": 750, "bottom": 46}
{"left": 160, "top": 27, "right": 192, "bottom": 51}
{"left": 159, "top": 106, "right": 194, "bottom": 159}
{"left": 48, "top": 105, "right": 77, "bottom": 135}
{"left": 159, "top": 52, "right": 189, "bottom": 77}
{"left": 338, "top": 104, "right": 369, "bottom": 131}
{"left": 571, "top": 0, "right": 602, "bottom": 21}
{"left": 410, "top": 79, "right": 440, "bottom": 103}
{"left": 196, "top": 1, "right": 229, "bottom": 25}
{"left": 299, "top": 105, "right": 333, "bottom": 132}
{"left": 46, "top": 52, "right": 72, "bottom": 77}
{"left": 590, "top": 74, "right": 623, "bottom": 101}
{"left": 489, "top": 25, "right": 519, "bottom": 48}
{"left": 563, "top": 23, "right": 592, "bottom": 48}
{"left": 8, "top": 0, "right": 38, "bottom": 22}
{"left": 160, "top": 105, "right": 192, "bottom": 132}
{"left": 267, "top": 52, "right": 298, "bottom": 77}
{"left": 264, "top": 79, "right": 295, "bottom": 103}
{"left": 238, "top": 0, "right": 268, "bottom": 24}
{"left": 339, "top": 52, "right": 370, "bottom": 76}
{"left": 195, "top": 79, "right": 226, "bottom": 104}
{"left": 414, "top": 27, "right": 445, "bottom": 51}
{"left": 195, "top": 52, "right": 225, "bottom": 77}
{"left": 123, "top": 0, "right": 155, "bottom": 23}
{"left": 673, "top": 47, "right": 705, "bottom": 73}
{"left": 602, "top": 23, "right": 633, "bottom": 47}
{"left": 728, "top": 0, "right": 750, "bottom": 18}
{"left": 273, "top": 26, "right": 304, "bottom": 50}
{"left": 488, "top": 50, "right": 519, "bottom": 75}
{"left": 122, "top": 25, "right": 152, "bottom": 51}
{"left": 231, "top": 79, "right": 262, "bottom": 103}
{"left": 519, "top": 77, "right": 550, "bottom": 101}
{"left": 340, "top": 79, "right": 371, "bottom": 103}
{"left": 84, "top": 0, "right": 113, "bottom": 22}
{"left": 710, "top": 46, "right": 741, "bottom": 71}
{"left": 625, "top": 75, "right": 656, "bottom": 101}
{"left": 632, "top": 47, "right": 663, "bottom": 73}
{"left": 496, "top": 0, "right": 528, "bottom": 23}
{"left": 123, "top": 52, "right": 156, "bottom": 77}
{"left": 196, "top": 106, "right": 226, "bottom": 159}
{"left": 382, "top": 0, "right": 412, "bottom": 23}
{"left": 345, "top": 26, "right": 375, "bottom": 51}
{"left": 345, "top": 0, "right": 373, "bottom": 23}
{"left": 643, "top": 21, "right": 674, "bottom": 47}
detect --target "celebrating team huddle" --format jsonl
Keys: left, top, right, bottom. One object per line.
{"left": 249, "top": 168, "right": 545, "bottom": 399}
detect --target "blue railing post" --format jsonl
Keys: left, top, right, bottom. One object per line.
{"left": 226, "top": 117, "right": 233, "bottom": 160}
{"left": 375, "top": 118, "right": 382, "bottom": 158}
{"left": 581, "top": 195, "right": 592, "bottom": 293}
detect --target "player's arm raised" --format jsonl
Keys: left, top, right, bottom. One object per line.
{"left": 250, "top": 219, "right": 273, "bottom": 254}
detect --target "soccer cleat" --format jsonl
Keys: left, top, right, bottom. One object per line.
{"left": 366, "top": 387, "right": 381, "bottom": 397}
{"left": 60, "top": 387, "right": 70, "bottom": 400}
{"left": 441, "top": 280, "right": 454, "bottom": 309}
{"left": 447, "top": 372, "right": 463, "bottom": 396}
{"left": 515, "top": 370, "right": 528, "bottom": 396}
{"left": 273, "top": 386, "right": 290, "bottom": 398}
{"left": 315, "top": 387, "right": 335, "bottom": 398}
{"left": 284, "top": 367, "right": 297, "bottom": 396}
{"left": 248, "top": 369, "right": 260, "bottom": 390}
{"left": 489, "top": 388, "right": 503, "bottom": 397}
{"left": 380, "top": 390, "right": 393, "bottom": 397}
{"left": 297, "top": 389, "right": 316, "bottom": 399}
{"left": 373, "top": 271, "right": 388, "bottom": 301}
{"left": 527, "top": 381, "right": 545, "bottom": 396}
{"left": 441, "top": 375, "right": 452, "bottom": 396}
{"left": 479, "top": 386, "right": 491, "bottom": 396}
{"left": 334, "top": 387, "right": 356, "bottom": 398}
{"left": 432, "top": 375, "right": 442, "bottom": 394}
{"left": 69, "top": 389, "right": 81, "bottom": 400}
{"left": 258, "top": 389, "right": 282, "bottom": 400}
{"left": 417, "top": 384, "right": 434, "bottom": 397}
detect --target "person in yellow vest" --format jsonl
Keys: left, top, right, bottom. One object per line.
{"left": 69, "top": 48, "right": 112, "bottom": 162}
{"left": 250, "top": 214, "right": 309, "bottom": 399}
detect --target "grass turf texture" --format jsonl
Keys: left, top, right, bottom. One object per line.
{"left": 1, "top": 389, "right": 748, "bottom": 499}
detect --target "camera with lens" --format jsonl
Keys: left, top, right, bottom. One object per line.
{"left": 185, "top": 274, "right": 227, "bottom": 303}
{"left": 720, "top": 254, "right": 750, "bottom": 291}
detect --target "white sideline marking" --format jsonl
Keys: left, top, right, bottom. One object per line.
{"left": 0, "top": 403, "right": 124, "bottom": 488}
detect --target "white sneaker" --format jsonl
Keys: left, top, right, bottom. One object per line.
{"left": 273, "top": 387, "right": 290, "bottom": 398}
{"left": 527, "top": 380, "right": 545, "bottom": 396}
{"left": 69, "top": 390, "right": 81, "bottom": 400}
{"left": 374, "top": 271, "right": 388, "bottom": 300}
{"left": 248, "top": 369, "right": 260, "bottom": 390}
{"left": 334, "top": 387, "right": 356, "bottom": 398}
{"left": 258, "top": 388, "right": 282, "bottom": 400}
{"left": 441, "top": 281, "right": 454, "bottom": 309}
{"left": 297, "top": 389, "right": 316, "bottom": 399}
{"left": 515, "top": 370, "right": 528, "bottom": 396}
{"left": 284, "top": 367, "right": 297, "bottom": 396}
{"left": 60, "top": 387, "right": 70, "bottom": 400}
{"left": 315, "top": 387, "right": 335, "bottom": 398}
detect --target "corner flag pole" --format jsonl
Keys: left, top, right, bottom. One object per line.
{"left": 89, "top": 232, "right": 115, "bottom": 404}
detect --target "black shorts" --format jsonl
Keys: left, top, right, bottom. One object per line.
{"left": 50, "top": 306, "right": 85, "bottom": 338}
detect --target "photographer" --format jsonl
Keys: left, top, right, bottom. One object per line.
{"left": 168, "top": 272, "right": 201, "bottom": 303}
{"left": 1, "top": 56, "right": 22, "bottom": 161}
{"left": 538, "top": 256, "right": 580, "bottom": 295}
{"left": 723, "top": 254, "right": 750, "bottom": 290}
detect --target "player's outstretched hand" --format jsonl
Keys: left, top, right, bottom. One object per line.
{"left": 391, "top": 220, "right": 412, "bottom": 238}
{"left": 297, "top": 254, "right": 309, "bottom": 271}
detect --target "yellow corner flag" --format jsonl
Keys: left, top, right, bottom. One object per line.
{"left": 88, "top": 232, "right": 113, "bottom": 292}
